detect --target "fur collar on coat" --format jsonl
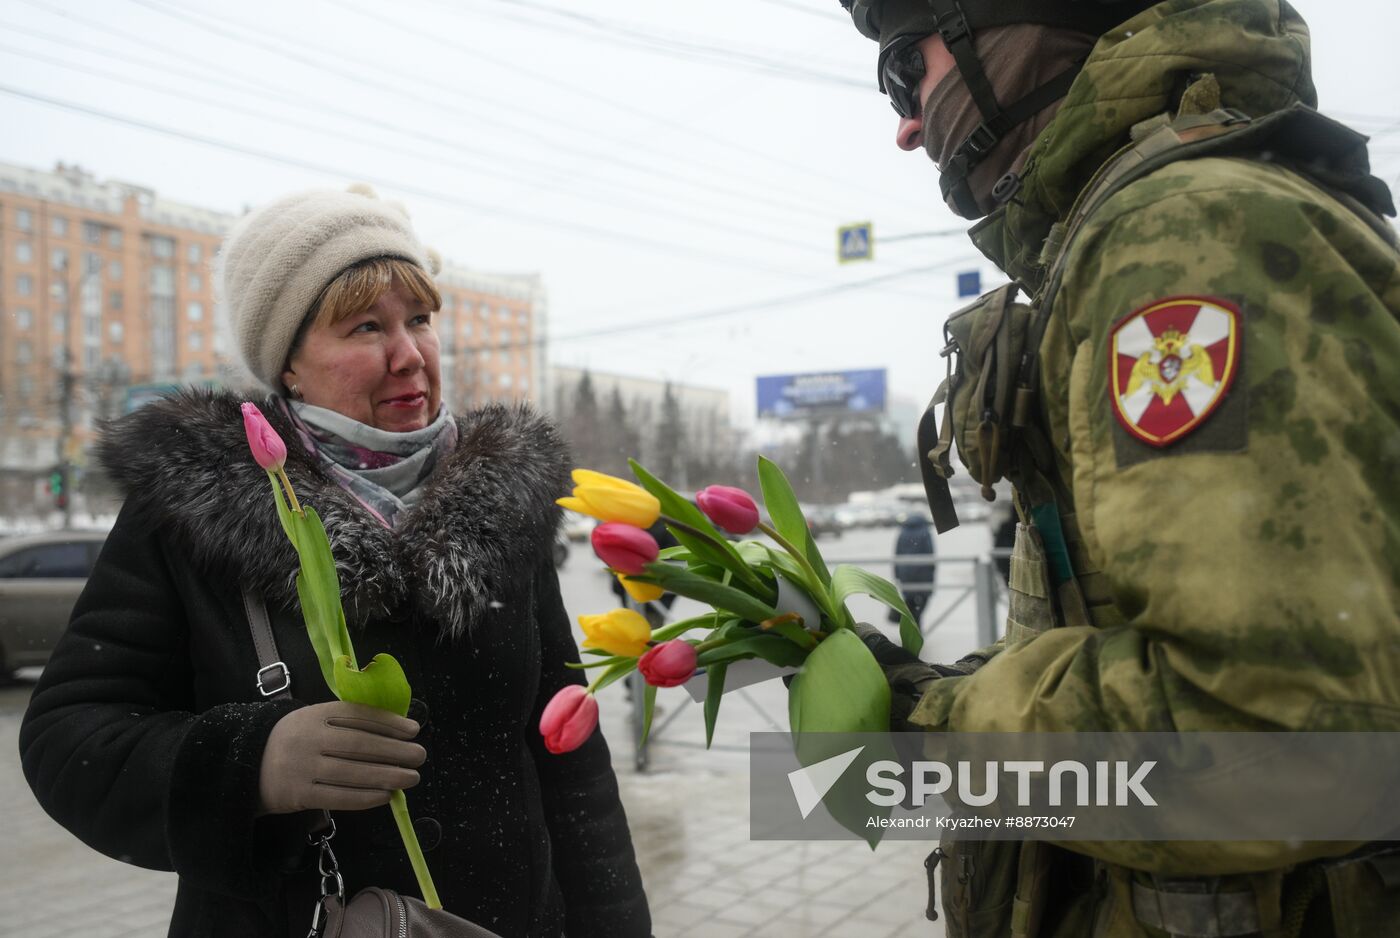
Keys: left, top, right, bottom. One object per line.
{"left": 97, "top": 389, "right": 571, "bottom": 640}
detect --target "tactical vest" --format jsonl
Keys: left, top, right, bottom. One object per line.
{"left": 918, "top": 98, "right": 1396, "bottom": 645}
{"left": 917, "top": 97, "right": 1400, "bottom": 938}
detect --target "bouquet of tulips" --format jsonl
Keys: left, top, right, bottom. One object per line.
{"left": 538, "top": 457, "right": 922, "bottom": 827}
{"left": 241, "top": 403, "right": 441, "bottom": 907}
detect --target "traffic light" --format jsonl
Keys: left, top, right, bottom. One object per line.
{"left": 49, "top": 466, "right": 67, "bottom": 509}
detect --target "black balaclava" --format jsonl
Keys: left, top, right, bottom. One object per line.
{"left": 921, "top": 23, "right": 1097, "bottom": 217}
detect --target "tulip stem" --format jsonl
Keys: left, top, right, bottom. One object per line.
{"left": 274, "top": 466, "right": 304, "bottom": 516}
{"left": 756, "top": 522, "right": 844, "bottom": 625}
{"left": 659, "top": 515, "right": 774, "bottom": 598}
{"left": 390, "top": 790, "right": 441, "bottom": 909}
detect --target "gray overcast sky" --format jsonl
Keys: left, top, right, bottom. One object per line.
{"left": 3, "top": 0, "right": 1397, "bottom": 432}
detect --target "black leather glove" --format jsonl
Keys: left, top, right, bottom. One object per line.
{"left": 854, "top": 623, "right": 965, "bottom": 727}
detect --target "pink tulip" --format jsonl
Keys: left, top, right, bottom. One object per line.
{"left": 538, "top": 684, "right": 599, "bottom": 754}
{"left": 638, "top": 640, "right": 698, "bottom": 688}
{"left": 241, "top": 402, "right": 287, "bottom": 471}
{"left": 591, "top": 523, "right": 659, "bottom": 576}
{"left": 696, "top": 485, "right": 759, "bottom": 535}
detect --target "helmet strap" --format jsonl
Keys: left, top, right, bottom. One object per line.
{"left": 937, "top": 55, "right": 1086, "bottom": 213}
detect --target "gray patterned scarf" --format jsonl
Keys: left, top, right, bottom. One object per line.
{"left": 280, "top": 398, "right": 458, "bottom": 529}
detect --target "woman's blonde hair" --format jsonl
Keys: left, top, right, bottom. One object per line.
{"left": 310, "top": 256, "right": 441, "bottom": 330}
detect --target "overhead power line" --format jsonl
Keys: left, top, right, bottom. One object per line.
{"left": 119, "top": 0, "right": 909, "bottom": 229}
{"left": 0, "top": 82, "right": 960, "bottom": 300}
{"left": 472, "top": 259, "right": 965, "bottom": 352}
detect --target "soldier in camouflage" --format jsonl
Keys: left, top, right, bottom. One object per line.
{"left": 840, "top": 0, "right": 1400, "bottom": 935}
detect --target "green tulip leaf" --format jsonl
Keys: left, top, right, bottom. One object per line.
{"left": 332, "top": 653, "right": 412, "bottom": 716}
{"left": 787, "top": 628, "right": 895, "bottom": 846}
{"left": 695, "top": 634, "right": 806, "bottom": 669}
{"left": 639, "top": 683, "right": 658, "bottom": 748}
{"left": 703, "top": 661, "right": 727, "bottom": 749}
{"left": 638, "top": 563, "right": 777, "bottom": 624}
{"left": 591, "top": 659, "right": 637, "bottom": 694}
{"left": 829, "top": 565, "right": 925, "bottom": 655}
{"left": 788, "top": 628, "right": 890, "bottom": 736}
{"left": 649, "top": 613, "right": 721, "bottom": 643}
{"left": 267, "top": 472, "right": 298, "bottom": 550}
{"left": 656, "top": 545, "right": 694, "bottom": 562}
{"left": 757, "top": 456, "right": 830, "bottom": 587}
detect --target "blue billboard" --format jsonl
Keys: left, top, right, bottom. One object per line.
{"left": 756, "top": 369, "right": 887, "bottom": 420}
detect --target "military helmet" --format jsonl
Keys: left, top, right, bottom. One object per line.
{"left": 841, "top": 0, "right": 1160, "bottom": 216}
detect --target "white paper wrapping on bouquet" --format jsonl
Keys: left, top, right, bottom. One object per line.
{"left": 682, "top": 572, "right": 818, "bottom": 702}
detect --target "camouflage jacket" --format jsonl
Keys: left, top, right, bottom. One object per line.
{"left": 908, "top": 0, "right": 1400, "bottom": 876}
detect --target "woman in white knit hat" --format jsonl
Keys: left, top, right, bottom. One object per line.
{"left": 20, "top": 185, "right": 653, "bottom": 938}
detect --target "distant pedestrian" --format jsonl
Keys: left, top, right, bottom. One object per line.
{"left": 891, "top": 510, "right": 936, "bottom": 629}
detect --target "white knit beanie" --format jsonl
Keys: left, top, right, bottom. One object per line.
{"left": 217, "top": 184, "right": 442, "bottom": 391}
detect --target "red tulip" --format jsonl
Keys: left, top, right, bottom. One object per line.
{"left": 241, "top": 402, "right": 287, "bottom": 471}
{"left": 538, "top": 685, "right": 599, "bottom": 754}
{"left": 696, "top": 485, "right": 759, "bottom": 535}
{"left": 591, "top": 522, "right": 659, "bottom": 576}
{"left": 638, "top": 640, "right": 698, "bottom": 688}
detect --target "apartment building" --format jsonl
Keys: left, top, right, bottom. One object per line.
{"left": 0, "top": 161, "right": 544, "bottom": 514}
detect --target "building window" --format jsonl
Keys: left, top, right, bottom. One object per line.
{"left": 15, "top": 308, "right": 33, "bottom": 329}
{"left": 501, "top": 374, "right": 514, "bottom": 389}
{"left": 188, "top": 331, "right": 203, "bottom": 351}
{"left": 50, "top": 214, "right": 67, "bottom": 236}
{"left": 53, "top": 312, "right": 66, "bottom": 335}
{"left": 109, "top": 259, "right": 123, "bottom": 281}
{"left": 18, "top": 376, "right": 32, "bottom": 400}
{"left": 150, "top": 235, "right": 175, "bottom": 259}
{"left": 107, "top": 228, "right": 122, "bottom": 249}
{"left": 187, "top": 301, "right": 203, "bottom": 322}
{"left": 84, "top": 253, "right": 102, "bottom": 276}
{"left": 15, "top": 241, "right": 32, "bottom": 263}
{"left": 16, "top": 340, "right": 31, "bottom": 364}
{"left": 187, "top": 271, "right": 202, "bottom": 293}
{"left": 462, "top": 322, "right": 473, "bottom": 337}
{"left": 109, "top": 321, "right": 123, "bottom": 343}
{"left": 51, "top": 281, "right": 68, "bottom": 304}
{"left": 16, "top": 208, "right": 32, "bottom": 231}
{"left": 16, "top": 274, "right": 33, "bottom": 295}
{"left": 150, "top": 266, "right": 174, "bottom": 294}
{"left": 109, "top": 290, "right": 122, "bottom": 311}
{"left": 83, "top": 221, "right": 102, "bottom": 244}
{"left": 51, "top": 247, "right": 68, "bottom": 271}
{"left": 187, "top": 242, "right": 202, "bottom": 263}
{"left": 85, "top": 346, "right": 99, "bottom": 371}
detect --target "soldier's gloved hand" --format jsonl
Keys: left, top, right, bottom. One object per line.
{"left": 854, "top": 623, "right": 964, "bottom": 726}
{"left": 257, "top": 701, "right": 426, "bottom": 816}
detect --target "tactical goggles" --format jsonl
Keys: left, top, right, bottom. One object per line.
{"left": 879, "top": 33, "right": 928, "bottom": 119}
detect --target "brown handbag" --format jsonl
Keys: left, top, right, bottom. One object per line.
{"left": 305, "top": 818, "right": 502, "bottom": 938}
{"left": 240, "top": 589, "right": 503, "bottom": 938}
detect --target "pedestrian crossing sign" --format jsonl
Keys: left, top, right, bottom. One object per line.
{"left": 837, "top": 222, "right": 873, "bottom": 263}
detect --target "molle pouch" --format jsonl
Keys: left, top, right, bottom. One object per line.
{"left": 1323, "top": 846, "right": 1400, "bottom": 938}
{"left": 938, "top": 835, "right": 1024, "bottom": 938}
{"left": 926, "top": 284, "right": 1037, "bottom": 510}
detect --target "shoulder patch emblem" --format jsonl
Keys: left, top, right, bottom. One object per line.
{"left": 1109, "top": 296, "right": 1241, "bottom": 447}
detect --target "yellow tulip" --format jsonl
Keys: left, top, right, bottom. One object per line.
{"left": 579, "top": 608, "right": 652, "bottom": 658}
{"left": 617, "top": 573, "right": 665, "bottom": 604}
{"left": 557, "top": 469, "right": 661, "bottom": 528}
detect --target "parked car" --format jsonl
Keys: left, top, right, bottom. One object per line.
{"left": 0, "top": 530, "right": 107, "bottom": 678}
{"left": 802, "top": 504, "right": 843, "bottom": 540}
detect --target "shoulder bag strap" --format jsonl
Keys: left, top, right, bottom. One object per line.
{"left": 242, "top": 585, "right": 293, "bottom": 700}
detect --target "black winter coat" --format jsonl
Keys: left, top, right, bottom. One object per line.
{"left": 19, "top": 390, "right": 652, "bottom": 938}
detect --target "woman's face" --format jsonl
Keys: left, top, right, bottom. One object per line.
{"left": 282, "top": 280, "right": 442, "bottom": 432}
